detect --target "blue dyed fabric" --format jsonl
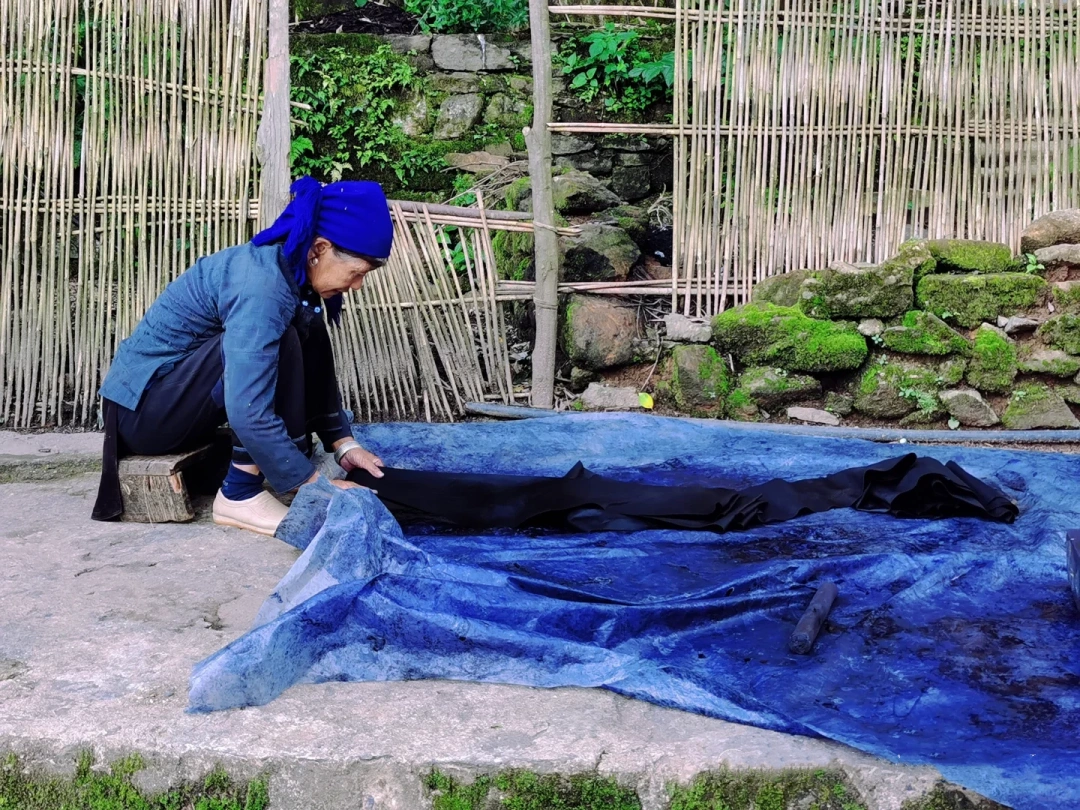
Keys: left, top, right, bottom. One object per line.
{"left": 189, "top": 414, "right": 1080, "bottom": 810}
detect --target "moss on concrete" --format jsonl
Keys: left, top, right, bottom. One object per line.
{"left": 426, "top": 765, "right": 874, "bottom": 810}
{"left": 1037, "top": 314, "right": 1080, "bottom": 355}
{"left": 426, "top": 769, "right": 640, "bottom": 810}
{"left": 0, "top": 751, "right": 268, "bottom": 810}
{"left": 880, "top": 311, "right": 971, "bottom": 356}
{"left": 711, "top": 303, "right": 868, "bottom": 373}
{"left": 668, "top": 767, "right": 866, "bottom": 810}
{"left": 915, "top": 273, "right": 1047, "bottom": 328}
{"left": 0, "top": 454, "right": 101, "bottom": 484}
{"left": 926, "top": 239, "right": 1013, "bottom": 274}
{"left": 965, "top": 325, "right": 1017, "bottom": 394}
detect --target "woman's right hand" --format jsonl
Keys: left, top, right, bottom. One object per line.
{"left": 301, "top": 471, "right": 376, "bottom": 494}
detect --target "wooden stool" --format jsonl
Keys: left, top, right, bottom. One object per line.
{"left": 118, "top": 444, "right": 217, "bottom": 523}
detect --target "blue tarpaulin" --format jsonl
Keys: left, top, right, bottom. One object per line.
{"left": 189, "top": 414, "right": 1080, "bottom": 809}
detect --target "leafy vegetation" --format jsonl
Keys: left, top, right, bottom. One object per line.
{"left": 403, "top": 0, "right": 528, "bottom": 33}
{"left": 290, "top": 39, "right": 450, "bottom": 185}
{"left": 557, "top": 24, "right": 675, "bottom": 118}
{"left": 0, "top": 752, "right": 268, "bottom": 810}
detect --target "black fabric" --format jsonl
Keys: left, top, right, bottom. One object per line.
{"left": 92, "top": 318, "right": 351, "bottom": 521}
{"left": 347, "top": 454, "right": 1018, "bottom": 532}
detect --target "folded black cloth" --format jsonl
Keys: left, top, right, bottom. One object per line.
{"left": 347, "top": 453, "right": 1018, "bottom": 533}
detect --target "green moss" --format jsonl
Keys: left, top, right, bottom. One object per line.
{"left": 1037, "top": 314, "right": 1080, "bottom": 355}
{"left": 0, "top": 751, "right": 269, "bottom": 810}
{"left": 425, "top": 769, "right": 640, "bottom": 810}
{"left": 798, "top": 260, "right": 914, "bottom": 320}
{"left": 751, "top": 270, "right": 813, "bottom": 308}
{"left": 492, "top": 230, "right": 534, "bottom": 280}
{"left": 1051, "top": 283, "right": 1080, "bottom": 314}
{"left": 965, "top": 325, "right": 1017, "bottom": 394}
{"left": 725, "top": 388, "right": 759, "bottom": 420}
{"left": 671, "top": 345, "right": 730, "bottom": 411}
{"left": 880, "top": 311, "right": 971, "bottom": 356}
{"left": 891, "top": 239, "right": 937, "bottom": 281}
{"left": 926, "top": 239, "right": 1013, "bottom": 274}
{"left": 1017, "top": 349, "right": 1080, "bottom": 377}
{"left": 855, "top": 361, "right": 945, "bottom": 419}
{"left": 291, "top": 31, "right": 385, "bottom": 59}
{"left": 915, "top": 273, "right": 1047, "bottom": 328}
{"left": 736, "top": 367, "right": 820, "bottom": 408}
{"left": 668, "top": 768, "right": 866, "bottom": 810}
{"left": 711, "top": 303, "right": 867, "bottom": 372}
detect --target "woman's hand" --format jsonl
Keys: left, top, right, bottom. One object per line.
{"left": 338, "top": 445, "right": 385, "bottom": 479}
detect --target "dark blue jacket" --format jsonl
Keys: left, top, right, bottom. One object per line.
{"left": 100, "top": 242, "right": 336, "bottom": 492}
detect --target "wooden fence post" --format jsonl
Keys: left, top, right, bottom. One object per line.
{"left": 527, "top": 0, "right": 559, "bottom": 409}
{"left": 257, "top": 0, "right": 291, "bottom": 226}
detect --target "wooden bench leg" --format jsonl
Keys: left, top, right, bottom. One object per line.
{"left": 119, "top": 444, "right": 219, "bottom": 523}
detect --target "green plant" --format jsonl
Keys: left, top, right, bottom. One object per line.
{"left": 404, "top": 0, "right": 528, "bottom": 33}
{"left": 290, "top": 42, "right": 446, "bottom": 184}
{"left": 1021, "top": 252, "right": 1046, "bottom": 274}
{"left": 899, "top": 386, "right": 938, "bottom": 415}
{"left": 557, "top": 23, "right": 675, "bottom": 117}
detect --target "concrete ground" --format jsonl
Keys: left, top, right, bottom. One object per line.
{"left": 0, "top": 431, "right": 987, "bottom": 810}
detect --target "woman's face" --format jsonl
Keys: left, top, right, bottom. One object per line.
{"left": 307, "top": 237, "right": 378, "bottom": 299}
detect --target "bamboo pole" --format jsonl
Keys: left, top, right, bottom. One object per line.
{"left": 257, "top": 0, "right": 289, "bottom": 226}
{"left": 527, "top": 0, "right": 559, "bottom": 410}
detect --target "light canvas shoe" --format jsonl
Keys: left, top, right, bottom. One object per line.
{"left": 213, "top": 489, "right": 289, "bottom": 537}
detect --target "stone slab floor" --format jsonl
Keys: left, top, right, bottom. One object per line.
{"left": 0, "top": 433, "right": 976, "bottom": 810}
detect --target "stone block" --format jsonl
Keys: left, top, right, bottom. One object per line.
{"left": 663, "top": 313, "right": 712, "bottom": 343}
{"left": 560, "top": 223, "right": 641, "bottom": 283}
{"left": 671, "top": 345, "right": 729, "bottom": 410}
{"left": 927, "top": 239, "right": 1013, "bottom": 274}
{"left": 434, "top": 94, "right": 484, "bottom": 140}
{"left": 562, "top": 295, "right": 639, "bottom": 370}
{"left": 915, "top": 273, "right": 1047, "bottom": 328}
{"left": 580, "top": 383, "right": 642, "bottom": 411}
{"left": 1022, "top": 208, "right": 1080, "bottom": 253}
{"left": 737, "top": 367, "right": 821, "bottom": 409}
{"left": 751, "top": 270, "right": 813, "bottom": 308}
{"left": 966, "top": 324, "right": 1018, "bottom": 394}
{"left": 799, "top": 261, "right": 913, "bottom": 320}
{"left": 1002, "top": 385, "right": 1080, "bottom": 429}
{"left": 879, "top": 311, "right": 970, "bottom": 356}
{"left": 385, "top": 35, "right": 432, "bottom": 55}
{"left": 939, "top": 389, "right": 1000, "bottom": 427}
{"left": 432, "top": 35, "right": 516, "bottom": 71}
{"left": 787, "top": 407, "right": 840, "bottom": 426}
{"left": 610, "top": 165, "right": 652, "bottom": 202}
{"left": 712, "top": 303, "right": 867, "bottom": 373}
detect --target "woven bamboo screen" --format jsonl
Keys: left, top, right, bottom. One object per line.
{"left": 0, "top": 0, "right": 518, "bottom": 427}
{"left": 1, "top": 0, "right": 268, "bottom": 427}
{"left": 554, "top": 0, "right": 1080, "bottom": 316}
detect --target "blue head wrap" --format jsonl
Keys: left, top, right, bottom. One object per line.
{"left": 252, "top": 176, "right": 394, "bottom": 323}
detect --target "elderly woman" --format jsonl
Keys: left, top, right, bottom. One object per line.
{"left": 93, "top": 177, "right": 390, "bottom": 535}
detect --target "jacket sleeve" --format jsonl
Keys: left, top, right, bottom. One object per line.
{"left": 219, "top": 269, "right": 316, "bottom": 493}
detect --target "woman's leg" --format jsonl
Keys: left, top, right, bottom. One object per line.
{"left": 115, "top": 334, "right": 226, "bottom": 456}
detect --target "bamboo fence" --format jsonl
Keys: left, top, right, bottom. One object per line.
{"left": 551, "top": 0, "right": 1080, "bottom": 316}
{"left": 1, "top": 0, "right": 268, "bottom": 428}
{"left": 0, "top": 0, "right": 533, "bottom": 427}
